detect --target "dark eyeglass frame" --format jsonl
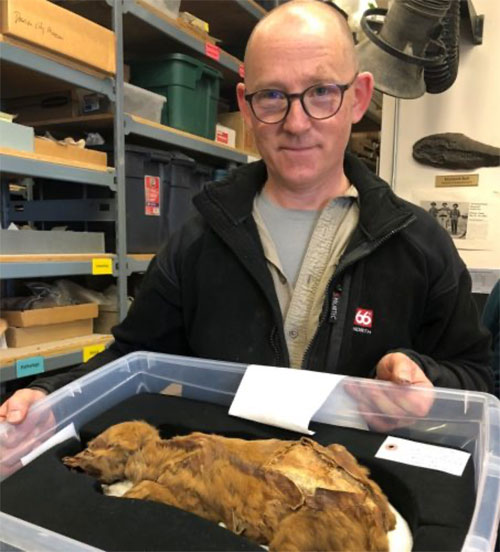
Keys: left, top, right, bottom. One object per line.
{"left": 244, "top": 74, "right": 358, "bottom": 124}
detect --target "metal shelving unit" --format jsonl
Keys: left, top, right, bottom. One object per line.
{"left": 235, "top": 0, "right": 267, "bottom": 20}
{"left": 0, "top": 41, "right": 115, "bottom": 100}
{"left": 0, "top": 351, "right": 82, "bottom": 383}
{"left": 0, "top": 334, "right": 113, "bottom": 383}
{"left": 0, "top": 153, "right": 116, "bottom": 189}
{"left": 125, "top": 115, "right": 255, "bottom": 164}
{"left": 125, "top": 1, "right": 243, "bottom": 76}
{"left": 0, "top": 256, "right": 117, "bottom": 279}
{"left": 127, "top": 254, "right": 154, "bottom": 274}
{"left": 0, "top": 0, "right": 265, "bottom": 380}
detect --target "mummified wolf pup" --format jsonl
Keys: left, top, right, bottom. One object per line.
{"left": 63, "top": 420, "right": 396, "bottom": 551}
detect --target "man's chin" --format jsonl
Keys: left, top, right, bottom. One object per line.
{"left": 275, "top": 166, "right": 319, "bottom": 187}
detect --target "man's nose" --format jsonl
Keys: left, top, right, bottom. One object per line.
{"left": 282, "top": 97, "right": 311, "bottom": 133}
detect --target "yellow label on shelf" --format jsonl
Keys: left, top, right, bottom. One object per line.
{"left": 83, "top": 344, "right": 106, "bottom": 363}
{"left": 92, "top": 258, "right": 113, "bottom": 275}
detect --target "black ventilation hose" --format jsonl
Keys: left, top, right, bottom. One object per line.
{"left": 424, "top": 0, "right": 461, "bottom": 93}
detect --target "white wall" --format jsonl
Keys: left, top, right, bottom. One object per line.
{"left": 379, "top": 0, "right": 500, "bottom": 290}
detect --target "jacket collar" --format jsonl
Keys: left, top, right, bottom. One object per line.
{"left": 194, "top": 152, "right": 414, "bottom": 242}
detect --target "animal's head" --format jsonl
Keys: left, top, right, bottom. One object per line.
{"left": 63, "top": 420, "right": 160, "bottom": 483}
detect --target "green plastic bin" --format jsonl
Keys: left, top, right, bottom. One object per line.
{"left": 131, "top": 54, "right": 222, "bottom": 139}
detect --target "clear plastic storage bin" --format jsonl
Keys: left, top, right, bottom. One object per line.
{"left": 0, "top": 352, "right": 499, "bottom": 551}
{"left": 124, "top": 82, "right": 166, "bottom": 123}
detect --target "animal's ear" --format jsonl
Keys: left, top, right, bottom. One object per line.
{"left": 264, "top": 470, "right": 304, "bottom": 510}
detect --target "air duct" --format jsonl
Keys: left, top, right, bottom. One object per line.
{"left": 356, "top": 0, "right": 452, "bottom": 99}
{"left": 424, "top": 0, "right": 460, "bottom": 93}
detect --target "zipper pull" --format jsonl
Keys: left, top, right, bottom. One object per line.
{"left": 329, "top": 284, "right": 343, "bottom": 323}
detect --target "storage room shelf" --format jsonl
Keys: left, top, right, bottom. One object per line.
{"left": 127, "top": 254, "right": 154, "bottom": 274}
{"left": 0, "top": 150, "right": 116, "bottom": 190}
{"left": 177, "top": 0, "right": 265, "bottom": 54}
{"left": 125, "top": 114, "right": 258, "bottom": 164}
{"left": 0, "top": 254, "right": 117, "bottom": 279}
{"left": 54, "top": 0, "right": 244, "bottom": 87}
{"left": 22, "top": 114, "right": 258, "bottom": 165}
{"left": 0, "top": 39, "right": 115, "bottom": 100}
{"left": 125, "top": 0, "right": 243, "bottom": 86}
{"left": 0, "top": 334, "right": 113, "bottom": 382}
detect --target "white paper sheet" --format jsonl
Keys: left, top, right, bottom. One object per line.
{"left": 21, "top": 423, "right": 79, "bottom": 467}
{"left": 375, "top": 436, "right": 470, "bottom": 476}
{"left": 412, "top": 188, "right": 498, "bottom": 251}
{"left": 229, "top": 365, "right": 344, "bottom": 434}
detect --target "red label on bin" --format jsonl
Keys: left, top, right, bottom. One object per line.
{"left": 205, "top": 42, "right": 220, "bottom": 61}
{"left": 216, "top": 130, "right": 229, "bottom": 144}
{"left": 144, "top": 175, "right": 160, "bottom": 216}
{"left": 239, "top": 64, "right": 245, "bottom": 79}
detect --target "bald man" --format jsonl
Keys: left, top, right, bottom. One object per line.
{"left": 1, "top": 0, "right": 492, "bottom": 432}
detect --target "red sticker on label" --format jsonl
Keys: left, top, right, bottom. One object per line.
{"left": 205, "top": 42, "right": 220, "bottom": 61}
{"left": 144, "top": 175, "right": 160, "bottom": 216}
{"left": 239, "top": 64, "right": 245, "bottom": 79}
{"left": 354, "top": 308, "right": 373, "bottom": 328}
{"left": 216, "top": 130, "right": 229, "bottom": 144}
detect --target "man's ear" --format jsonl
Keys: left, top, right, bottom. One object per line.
{"left": 351, "top": 72, "right": 375, "bottom": 124}
{"left": 236, "top": 82, "right": 254, "bottom": 128}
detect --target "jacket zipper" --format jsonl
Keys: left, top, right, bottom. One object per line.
{"left": 269, "top": 325, "right": 283, "bottom": 365}
{"left": 301, "top": 216, "right": 416, "bottom": 370}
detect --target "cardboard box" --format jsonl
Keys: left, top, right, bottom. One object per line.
{"left": 215, "top": 124, "right": 236, "bottom": 148}
{"left": 0, "top": 0, "right": 116, "bottom": 74}
{"left": 124, "top": 64, "right": 131, "bottom": 83}
{"left": 5, "top": 318, "right": 93, "bottom": 347}
{"left": 0, "top": 119, "right": 34, "bottom": 151}
{"left": 0, "top": 229, "right": 105, "bottom": 254}
{"left": 2, "top": 303, "right": 98, "bottom": 328}
{"left": 34, "top": 138, "right": 107, "bottom": 167}
{"left": 94, "top": 305, "right": 118, "bottom": 334}
{"left": 218, "top": 112, "right": 258, "bottom": 154}
{"left": 3, "top": 90, "right": 79, "bottom": 124}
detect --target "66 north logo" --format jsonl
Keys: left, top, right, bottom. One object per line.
{"left": 353, "top": 308, "right": 373, "bottom": 334}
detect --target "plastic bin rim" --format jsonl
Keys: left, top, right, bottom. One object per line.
{"left": 95, "top": 143, "right": 197, "bottom": 164}
{"left": 139, "top": 53, "right": 223, "bottom": 78}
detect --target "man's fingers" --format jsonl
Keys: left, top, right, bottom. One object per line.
{"left": 0, "top": 389, "right": 48, "bottom": 426}
{"left": 387, "top": 385, "right": 434, "bottom": 417}
{"left": 345, "top": 377, "right": 434, "bottom": 429}
{"left": 3, "top": 397, "right": 29, "bottom": 424}
{"left": 360, "top": 387, "right": 408, "bottom": 419}
{"left": 377, "top": 360, "right": 412, "bottom": 384}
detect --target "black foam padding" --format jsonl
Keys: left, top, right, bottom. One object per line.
{"left": 1, "top": 393, "right": 476, "bottom": 551}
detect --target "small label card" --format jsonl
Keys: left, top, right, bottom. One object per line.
{"left": 435, "top": 174, "right": 479, "bottom": 187}
{"left": 376, "top": 436, "right": 470, "bottom": 476}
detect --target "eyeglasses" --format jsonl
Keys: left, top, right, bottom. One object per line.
{"left": 244, "top": 74, "right": 358, "bottom": 124}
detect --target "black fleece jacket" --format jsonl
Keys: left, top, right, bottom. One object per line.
{"left": 31, "top": 153, "right": 493, "bottom": 394}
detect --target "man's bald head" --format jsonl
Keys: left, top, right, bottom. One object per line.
{"left": 244, "top": 0, "right": 358, "bottom": 88}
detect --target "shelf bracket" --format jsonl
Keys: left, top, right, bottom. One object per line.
{"left": 460, "top": 0, "right": 484, "bottom": 46}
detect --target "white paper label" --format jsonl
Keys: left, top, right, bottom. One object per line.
{"left": 375, "top": 436, "right": 470, "bottom": 476}
{"left": 229, "top": 365, "right": 343, "bottom": 434}
{"left": 21, "top": 423, "right": 79, "bottom": 467}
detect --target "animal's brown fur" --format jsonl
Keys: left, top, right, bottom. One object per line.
{"left": 63, "top": 421, "right": 396, "bottom": 551}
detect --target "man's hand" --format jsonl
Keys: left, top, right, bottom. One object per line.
{"left": 346, "top": 352, "right": 435, "bottom": 432}
{"left": 0, "top": 388, "right": 48, "bottom": 424}
{"left": 0, "top": 388, "right": 55, "bottom": 478}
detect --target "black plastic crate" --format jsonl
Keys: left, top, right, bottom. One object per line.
{"left": 117, "top": 145, "right": 214, "bottom": 254}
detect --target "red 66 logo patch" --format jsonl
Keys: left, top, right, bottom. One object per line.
{"left": 354, "top": 308, "right": 373, "bottom": 328}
